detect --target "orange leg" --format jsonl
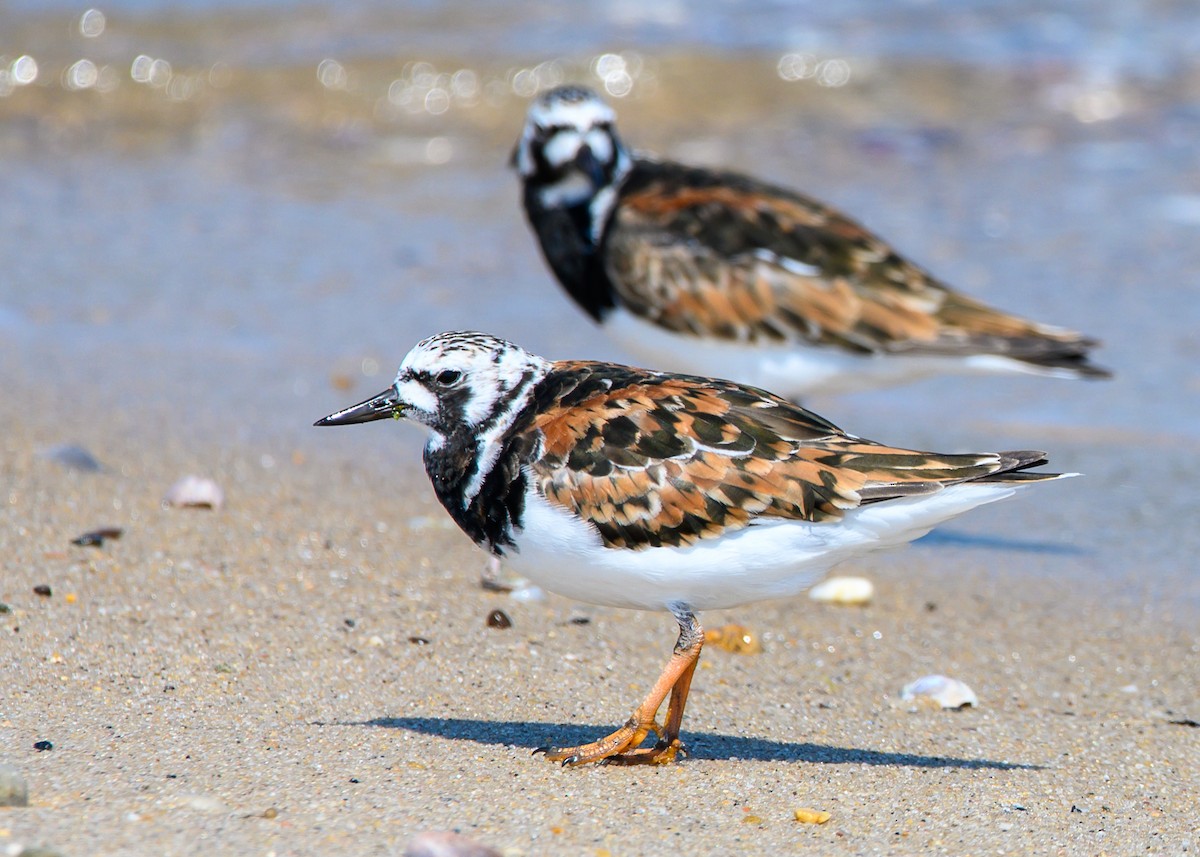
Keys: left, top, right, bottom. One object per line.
{"left": 536, "top": 608, "right": 704, "bottom": 766}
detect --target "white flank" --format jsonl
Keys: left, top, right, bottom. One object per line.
{"left": 603, "top": 306, "right": 1071, "bottom": 397}
{"left": 504, "top": 477, "right": 1057, "bottom": 612}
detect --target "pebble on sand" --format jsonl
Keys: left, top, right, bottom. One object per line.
{"left": 794, "top": 807, "right": 832, "bottom": 824}
{"left": 808, "top": 575, "right": 875, "bottom": 606}
{"left": 0, "top": 763, "right": 29, "bottom": 807}
{"left": 901, "top": 674, "right": 979, "bottom": 709}
{"left": 404, "top": 830, "right": 502, "bottom": 857}
{"left": 38, "top": 443, "right": 103, "bottom": 472}
{"left": 704, "top": 623, "right": 762, "bottom": 654}
{"left": 162, "top": 476, "right": 224, "bottom": 510}
{"left": 71, "top": 527, "right": 124, "bottom": 547}
{"left": 485, "top": 609, "right": 513, "bottom": 629}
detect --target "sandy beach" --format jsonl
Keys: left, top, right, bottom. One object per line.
{"left": 3, "top": 2, "right": 1200, "bottom": 853}
{"left": 2, "top": 377, "right": 1198, "bottom": 855}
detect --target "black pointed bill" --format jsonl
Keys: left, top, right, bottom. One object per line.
{"left": 314, "top": 388, "right": 403, "bottom": 427}
{"left": 574, "top": 144, "right": 606, "bottom": 187}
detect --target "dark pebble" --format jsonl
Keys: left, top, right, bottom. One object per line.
{"left": 71, "top": 527, "right": 124, "bottom": 547}
{"left": 33, "top": 740, "right": 53, "bottom": 752}
{"left": 570, "top": 616, "right": 591, "bottom": 625}
{"left": 485, "top": 609, "right": 512, "bottom": 629}
{"left": 408, "top": 636, "right": 430, "bottom": 645}
{"left": 39, "top": 443, "right": 103, "bottom": 473}
{"left": 0, "top": 603, "right": 10, "bottom": 614}
{"left": 33, "top": 585, "right": 52, "bottom": 598}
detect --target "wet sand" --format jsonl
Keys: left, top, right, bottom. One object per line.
{"left": 2, "top": 380, "right": 1197, "bottom": 856}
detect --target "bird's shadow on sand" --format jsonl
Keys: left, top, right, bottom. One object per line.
{"left": 915, "top": 529, "right": 1085, "bottom": 555}
{"left": 348, "top": 716, "right": 1037, "bottom": 770}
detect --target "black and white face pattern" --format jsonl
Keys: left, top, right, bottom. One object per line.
{"left": 513, "top": 85, "right": 632, "bottom": 212}
{"left": 392, "top": 331, "right": 550, "bottom": 450}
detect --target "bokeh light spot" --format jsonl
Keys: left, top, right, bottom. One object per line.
{"left": 424, "top": 87, "right": 450, "bottom": 115}
{"left": 816, "top": 59, "right": 851, "bottom": 87}
{"left": 66, "top": 59, "right": 99, "bottom": 90}
{"left": 317, "top": 58, "right": 348, "bottom": 91}
{"left": 79, "top": 9, "right": 106, "bottom": 38}
{"left": 425, "top": 137, "right": 452, "bottom": 164}
{"left": 12, "top": 55, "right": 38, "bottom": 85}
{"left": 777, "top": 53, "right": 818, "bottom": 81}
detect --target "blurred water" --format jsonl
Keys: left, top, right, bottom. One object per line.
{"left": 3, "top": 0, "right": 1198, "bottom": 438}
{"left": 2, "top": 3, "right": 1199, "bottom": 610}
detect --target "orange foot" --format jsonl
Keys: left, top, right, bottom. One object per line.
{"left": 535, "top": 716, "right": 683, "bottom": 766}
{"left": 534, "top": 608, "right": 703, "bottom": 767}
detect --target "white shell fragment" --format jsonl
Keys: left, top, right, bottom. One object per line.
{"left": 508, "top": 583, "right": 547, "bottom": 603}
{"left": 808, "top": 575, "right": 875, "bottom": 605}
{"left": 163, "top": 476, "right": 225, "bottom": 510}
{"left": 901, "top": 674, "right": 979, "bottom": 709}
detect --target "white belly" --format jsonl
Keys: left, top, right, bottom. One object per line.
{"left": 603, "top": 306, "right": 1064, "bottom": 398}
{"left": 504, "top": 479, "right": 1026, "bottom": 612}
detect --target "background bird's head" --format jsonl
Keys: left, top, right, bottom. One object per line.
{"left": 511, "top": 85, "right": 632, "bottom": 208}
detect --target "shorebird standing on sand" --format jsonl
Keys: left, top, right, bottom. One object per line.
{"left": 317, "top": 331, "right": 1073, "bottom": 765}
{"left": 512, "top": 85, "right": 1110, "bottom": 399}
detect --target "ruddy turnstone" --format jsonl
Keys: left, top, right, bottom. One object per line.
{"left": 512, "top": 85, "right": 1110, "bottom": 397}
{"left": 316, "top": 330, "right": 1073, "bottom": 766}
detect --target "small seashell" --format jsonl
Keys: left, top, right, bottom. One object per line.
{"left": 486, "top": 609, "right": 512, "bottom": 629}
{"left": 901, "top": 674, "right": 978, "bottom": 709}
{"left": 794, "top": 807, "right": 832, "bottom": 824}
{"left": 404, "top": 830, "right": 502, "bottom": 857}
{"left": 808, "top": 575, "right": 874, "bottom": 606}
{"left": 704, "top": 623, "right": 762, "bottom": 654}
{"left": 163, "top": 476, "right": 224, "bottom": 509}
{"left": 182, "top": 794, "right": 226, "bottom": 813}
{"left": 508, "top": 583, "right": 546, "bottom": 603}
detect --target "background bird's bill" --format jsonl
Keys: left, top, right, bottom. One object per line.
{"left": 314, "top": 388, "right": 402, "bottom": 426}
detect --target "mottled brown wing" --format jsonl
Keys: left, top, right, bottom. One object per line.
{"left": 606, "top": 159, "right": 1092, "bottom": 359}
{"left": 526, "top": 361, "right": 1019, "bottom": 550}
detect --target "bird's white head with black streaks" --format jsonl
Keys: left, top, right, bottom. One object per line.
{"left": 315, "top": 331, "right": 551, "bottom": 449}
{"left": 512, "top": 85, "right": 632, "bottom": 207}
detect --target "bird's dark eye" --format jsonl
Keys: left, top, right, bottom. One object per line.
{"left": 435, "top": 369, "right": 462, "bottom": 387}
